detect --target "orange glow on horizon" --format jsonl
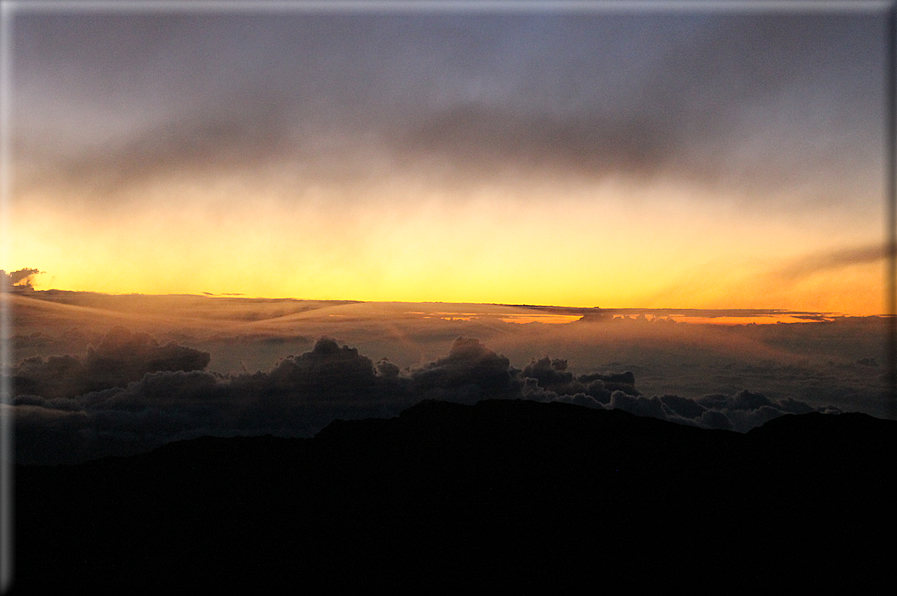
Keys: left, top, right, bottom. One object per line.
{"left": 7, "top": 173, "right": 885, "bottom": 317}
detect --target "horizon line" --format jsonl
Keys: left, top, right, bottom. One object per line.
{"left": 5, "top": 286, "right": 888, "bottom": 320}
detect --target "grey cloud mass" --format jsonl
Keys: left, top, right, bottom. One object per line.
{"left": 774, "top": 242, "right": 894, "bottom": 281}
{"left": 12, "top": 326, "right": 211, "bottom": 399}
{"left": 9, "top": 331, "right": 845, "bottom": 464}
{"left": 12, "top": 10, "right": 885, "bottom": 210}
{"left": 0, "top": 268, "right": 42, "bottom": 290}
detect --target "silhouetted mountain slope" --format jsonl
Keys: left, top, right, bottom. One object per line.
{"left": 14, "top": 399, "right": 895, "bottom": 592}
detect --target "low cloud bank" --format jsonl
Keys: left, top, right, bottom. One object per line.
{"left": 1, "top": 267, "right": 42, "bottom": 292}
{"left": 8, "top": 330, "right": 840, "bottom": 464}
{"left": 13, "top": 326, "right": 210, "bottom": 399}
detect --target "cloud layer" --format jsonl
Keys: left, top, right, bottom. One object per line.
{"left": 14, "top": 12, "right": 883, "bottom": 206}
{"left": 9, "top": 330, "right": 844, "bottom": 464}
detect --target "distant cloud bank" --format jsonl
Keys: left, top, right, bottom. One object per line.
{"left": 1, "top": 268, "right": 43, "bottom": 292}
{"left": 7, "top": 328, "right": 842, "bottom": 464}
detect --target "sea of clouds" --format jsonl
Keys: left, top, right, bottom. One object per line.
{"left": 7, "top": 327, "right": 846, "bottom": 464}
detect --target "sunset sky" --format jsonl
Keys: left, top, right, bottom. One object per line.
{"left": 3, "top": 2, "right": 891, "bottom": 314}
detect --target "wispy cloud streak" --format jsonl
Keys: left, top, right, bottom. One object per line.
{"left": 774, "top": 243, "right": 893, "bottom": 281}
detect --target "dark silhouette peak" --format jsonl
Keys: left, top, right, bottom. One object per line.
{"left": 15, "top": 399, "right": 896, "bottom": 592}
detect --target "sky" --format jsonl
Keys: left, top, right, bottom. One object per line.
{"left": 2, "top": 3, "right": 894, "bottom": 470}
{"left": 3, "top": 1, "right": 892, "bottom": 314}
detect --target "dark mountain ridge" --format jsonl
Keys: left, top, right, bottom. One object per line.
{"left": 13, "top": 399, "right": 896, "bottom": 592}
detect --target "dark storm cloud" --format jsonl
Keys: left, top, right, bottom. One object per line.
{"left": 522, "top": 356, "right": 574, "bottom": 390}
{"left": 12, "top": 326, "right": 210, "bottom": 399}
{"left": 645, "top": 13, "right": 883, "bottom": 194}
{"left": 11, "top": 334, "right": 415, "bottom": 463}
{"left": 11, "top": 332, "right": 843, "bottom": 464}
{"left": 383, "top": 12, "right": 882, "bottom": 197}
{"left": 13, "top": 13, "right": 361, "bottom": 196}
{"left": 267, "top": 337, "right": 380, "bottom": 400}
{"left": 409, "top": 337, "right": 515, "bottom": 403}
{"left": 520, "top": 356, "right": 639, "bottom": 404}
{"left": 12, "top": 10, "right": 884, "bottom": 206}
{"left": 45, "top": 106, "right": 293, "bottom": 196}
{"left": 398, "top": 103, "right": 677, "bottom": 179}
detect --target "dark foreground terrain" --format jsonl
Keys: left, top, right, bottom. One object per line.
{"left": 13, "top": 399, "right": 896, "bottom": 592}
